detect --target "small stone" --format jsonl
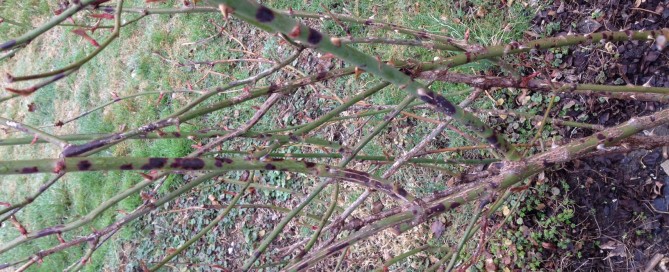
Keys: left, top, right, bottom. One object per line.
{"left": 660, "top": 160, "right": 669, "bottom": 176}
{"left": 645, "top": 51, "right": 660, "bottom": 62}
{"left": 578, "top": 19, "right": 601, "bottom": 34}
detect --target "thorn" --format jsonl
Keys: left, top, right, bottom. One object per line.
{"left": 354, "top": 67, "right": 364, "bottom": 80}
{"left": 6, "top": 86, "right": 37, "bottom": 96}
{"left": 57, "top": 233, "right": 66, "bottom": 244}
{"left": 289, "top": 25, "right": 301, "bottom": 38}
{"left": 330, "top": 37, "right": 341, "bottom": 47}
{"left": 218, "top": 4, "right": 233, "bottom": 20}
{"left": 139, "top": 173, "right": 154, "bottom": 181}
{"left": 643, "top": 76, "right": 654, "bottom": 87}
{"left": 656, "top": 35, "right": 666, "bottom": 51}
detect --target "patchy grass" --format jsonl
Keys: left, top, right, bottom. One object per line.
{"left": 0, "top": 0, "right": 540, "bottom": 270}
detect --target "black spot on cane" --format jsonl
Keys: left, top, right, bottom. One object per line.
{"left": 77, "top": 160, "right": 92, "bottom": 171}
{"left": 21, "top": 167, "right": 39, "bottom": 174}
{"left": 0, "top": 40, "right": 17, "bottom": 50}
{"left": 288, "top": 133, "right": 299, "bottom": 142}
{"left": 179, "top": 158, "right": 205, "bottom": 170}
{"left": 399, "top": 67, "right": 413, "bottom": 76}
{"left": 120, "top": 164, "right": 133, "bottom": 170}
{"left": 172, "top": 132, "right": 181, "bottom": 137}
{"left": 344, "top": 171, "right": 361, "bottom": 181}
{"left": 416, "top": 31, "right": 429, "bottom": 39}
{"left": 268, "top": 83, "right": 279, "bottom": 93}
{"left": 364, "top": 20, "right": 373, "bottom": 25}
{"left": 307, "top": 28, "right": 323, "bottom": 44}
{"left": 651, "top": 116, "right": 656, "bottom": 122}
{"left": 465, "top": 52, "right": 471, "bottom": 62}
{"left": 596, "top": 133, "right": 606, "bottom": 140}
{"left": 255, "top": 6, "right": 275, "bottom": 22}
{"left": 316, "top": 71, "right": 328, "bottom": 81}
{"left": 395, "top": 186, "right": 408, "bottom": 197}
{"left": 265, "top": 164, "right": 277, "bottom": 170}
{"left": 433, "top": 95, "right": 456, "bottom": 115}
{"left": 486, "top": 135, "right": 500, "bottom": 148}
{"left": 329, "top": 242, "right": 349, "bottom": 253}
{"left": 62, "top": 140, "right": 107, "bottom": 157}
{"left": 304, "top": 161, "right": 316, "bottom": 168}
{"left": 450, "top": 202, "right": 461, "bottom": 209}
{"left": 430, "top": 203, "right": 446, "bottom": 213}
{"left": 141, "top": 158, "right": 167, "bottom": 170}
{"left": 625, "top": 30, "right": 633, "bottom": 39}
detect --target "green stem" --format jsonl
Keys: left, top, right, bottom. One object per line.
{"left": 0, "top": 174, "right": 65, "bottom": 222}
{"left": 373, "top": 245, "right": 440, "bottom": 272}
{"left": 434, "top": 29, "right": 668, "bottom": 69}
{"left": 60, "top": 66, "right": 354, "bottom": 157}
{"left": 214, "top": 0, "right": 520, "bottom": 160}
{"left": 9, "top": 1, "right": 125, "bottom": 82}
{"left": 441, "top": 201, "right": 485, "bottom": 272}
{"left": 1, "top": 0, "right": 100, "bottom": 51}
{"left": 290, "top": 106, "right": 669, "bottom": 271}
{"left": 295, "top": 94, "right": 416, "bottom": 263}
{"left": 0, "top": 117, "right": 69, "bottom": 148}
{"left": 0, "top": 94, "right": 19, "bottom": 104}
{"left": 150, "top": 178, "right": 253, "bottom": 271}
{"left": 58, "top": 90, "right": 201, "bottom": 126}
{"left": 167, "top": 47, "right": 303, "bottom": 118}
{"left": 216, "top": 150, "right": 498, "bottom": 165}
{"left": 253, "top": 82, "right": 390, "bottom": 158}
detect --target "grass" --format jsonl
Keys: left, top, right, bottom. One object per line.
{"left": 0, "top": 0, "right": 540, "bottom": 270}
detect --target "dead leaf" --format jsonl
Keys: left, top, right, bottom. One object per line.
{"left": 502, "top": 205, "right": 511, "bottom": 216}
{"left": 89, "top": 13, "right": 114, "bottom": 20}
{"left": 71, "top": 28, "right": 100, "bottom": 47}
{"left": 542, "top": 242, "right": 557, "bottom": 250}
{"left": 430, "top": 220, "right": 445, "bottom": 239}
{"left": 372, "top": 200, "right": 384, "bottom": 214}
{"left": 601, "top": 240, "right": 627, "bottom": 259}
{"left": 208, "top": 195, "right": 220, "bottom": 206}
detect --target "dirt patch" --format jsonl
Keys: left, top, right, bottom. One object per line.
{"left": 524, "top": 0, "right": 669, "bottom": 270}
